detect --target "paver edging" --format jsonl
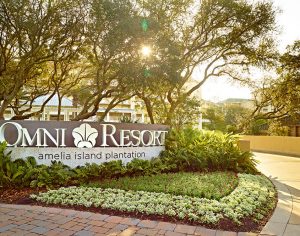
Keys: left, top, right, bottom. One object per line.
{"left": 259, "top": 179, "right": 293, "bottom": 236}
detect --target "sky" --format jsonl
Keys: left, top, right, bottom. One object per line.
{"left": 200, "top": 0, "right": 300, "bottom": 102}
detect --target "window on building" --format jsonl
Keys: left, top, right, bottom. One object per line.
{"left": 49, "top": 114, "right": 64, "bottom": 121}
{"left": 69, "top": 112, "right": 78, "bottom": 120}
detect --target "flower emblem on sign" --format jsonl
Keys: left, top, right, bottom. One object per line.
{"left": 72, "top": 123, "right": 98, "bottom": 148}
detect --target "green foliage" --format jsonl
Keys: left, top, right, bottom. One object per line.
{"left": 85, "top": 172, "right": 238, "bottom": 200}
{"left": 252, "top": 40, "right": 300, "bottom": 121}
{"left": 12, "top": 157, "right": 39, "bottom": 187}
{"left": 0, "top": 142, "right": 74, "bottom": 189}
{"left": 73, "top": 163, "right": 101, "bottom": 183}
{"left": 0, "top": 142, "right": 13, "bottom": 186}
{"left": 0, "top": 142, "right": 39, "bottom": 187}
{"left": 244, "top": 119, "right": 268, "bottom": 135}
{"left": 125, "top": 159, "right": 152, "bottom": 176}
{"left": 154, "top": 97, "right": 202, "bottom": 129}
{"left": 203, "top": 106, "right": 226, "bottom": 131}
{"left": 267, "top": 120, "right": 290, "bottom": 136}
{"left": 125, "top": 158, "right": 173, "bottom": 176}
{"left": 98, "top": 160, "right": 125, "bottom": 179}
{"left": 203, "top": 104, "right": 252, "bottom": 134}
{"left": 0, "top": 126, "right": 257, "bottom": 189}
{"left": 162, "top": 127, "right": 258, "bottom": 173}
{"left": 32, "top": 174, "right": 276, "bottom": 225}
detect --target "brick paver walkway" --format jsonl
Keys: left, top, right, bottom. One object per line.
{"left": 0, "top": 203, "right": 256, "bottom": 236}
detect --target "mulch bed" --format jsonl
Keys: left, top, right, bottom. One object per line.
{"left": 0, "top": 187, "right": 277, "bottom": 233}
{"left": 0, "top": 188, "right": 47, "bottom": 203}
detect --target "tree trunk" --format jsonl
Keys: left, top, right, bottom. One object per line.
{"left": 57, "top": 91, "right": 62, "bottom": 121}
{"left": 11, "top": 111, "right": 41, "bottom": 120}
{"left": 164, "top": 101, "right": 179, "bottom": 125}
{"left": 0, "top": 100, "right": 8, "bottom": 120}
{"left": 142, "top": 97, "right": 155, "bottom": 124}
{"left": 71, "top": 100, "right": 100, "bottom": 121}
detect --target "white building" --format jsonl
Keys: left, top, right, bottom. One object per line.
{"left": 3, "top": 79, "right": 203, "bottom": 125}
{"left": 3, "top": 95, "right": 148, "bottom": 122}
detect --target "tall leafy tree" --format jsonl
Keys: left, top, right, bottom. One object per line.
{"left": 252, "top": 40, "right": 300, "bottom": 120}
{"left": 71, "top": 0, "right": 141, "bottom": 121}
{"left": 0, "top": 0, "right": 86, "bottom": 119}
{"left": 135, "top": 0, "right": 278, "bottom": 125}
{"left": 0, "top": 0, "right": 279, "bottom": 124}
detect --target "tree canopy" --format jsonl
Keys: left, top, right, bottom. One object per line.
{"left": 252, "top": 40, "right": 300, "bottom": 121}
{"left": 0, "top": 0, "right": 279, "bottom": 125}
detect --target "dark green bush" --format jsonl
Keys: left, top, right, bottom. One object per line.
{"left": 0, "top": 142, "right": 75, "bottom": 188}
{"left": 126, "top": 159, "right": 152, "bottom": 176}
{"left": 73, "top": 163, "right": 101, "bottom": 182}
{"left": 161, "top": 127, "right": 258, "bottom": 173}
{"left": 99, "top": 160, "right": 125, "bottom": 179}
{"left": 125, "top": 158, "right": 173, "bottom": 176}
{"left": 0, "top": 142, "right": 20, "bottom": 187}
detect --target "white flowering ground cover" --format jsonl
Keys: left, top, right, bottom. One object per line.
{"left": 30, "top": 174, "right": 276, "bottom": 225}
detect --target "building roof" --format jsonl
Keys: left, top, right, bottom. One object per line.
{"left": 33, "top": 94, "right": 73, "bottom": 107}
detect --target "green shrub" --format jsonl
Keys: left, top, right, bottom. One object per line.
{"left": 0, "top": 142, "right": 42, "bottom": 187}
{"left": 73, "top": 163, "right": 101, "bottom": 183}
{"left": 13, "top": 156, "right": 40, "bottom": 187}
{"left": 161, "top": 127, "right": 257, "bottom": 173}
{"left": 0, "top": 142, "right": 19, "bottom": 187}
{"left": 126, "top": 159, "right": 152, "bottom": 176}
{"left": 125, "top": 158, "right": 172, "bottom": 176}
{"left": 98, "top": 160, "right": 125, "bottom": 179}
{"left": 267, "top": 120, "right": 290, "bottom": 136}
{"left": 0, "top": 127, "right": 257, "bottom": 189}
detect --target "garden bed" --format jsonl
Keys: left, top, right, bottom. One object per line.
{"left": 0, "top": 130, "right": 277, "bottom": 232}
{"left": 27, "top": 173, "right": 276, "bottom": 232}
{"left": 0, "top": 188, "right": 43, "bottom": 204}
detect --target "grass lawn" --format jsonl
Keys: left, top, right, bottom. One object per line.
{"left": 85, "top": 171, "right": 238, "bottom": 200}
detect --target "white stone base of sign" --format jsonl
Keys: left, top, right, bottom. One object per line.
{"left": 7, "top": 146, "right": 165, "bottom": 168}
